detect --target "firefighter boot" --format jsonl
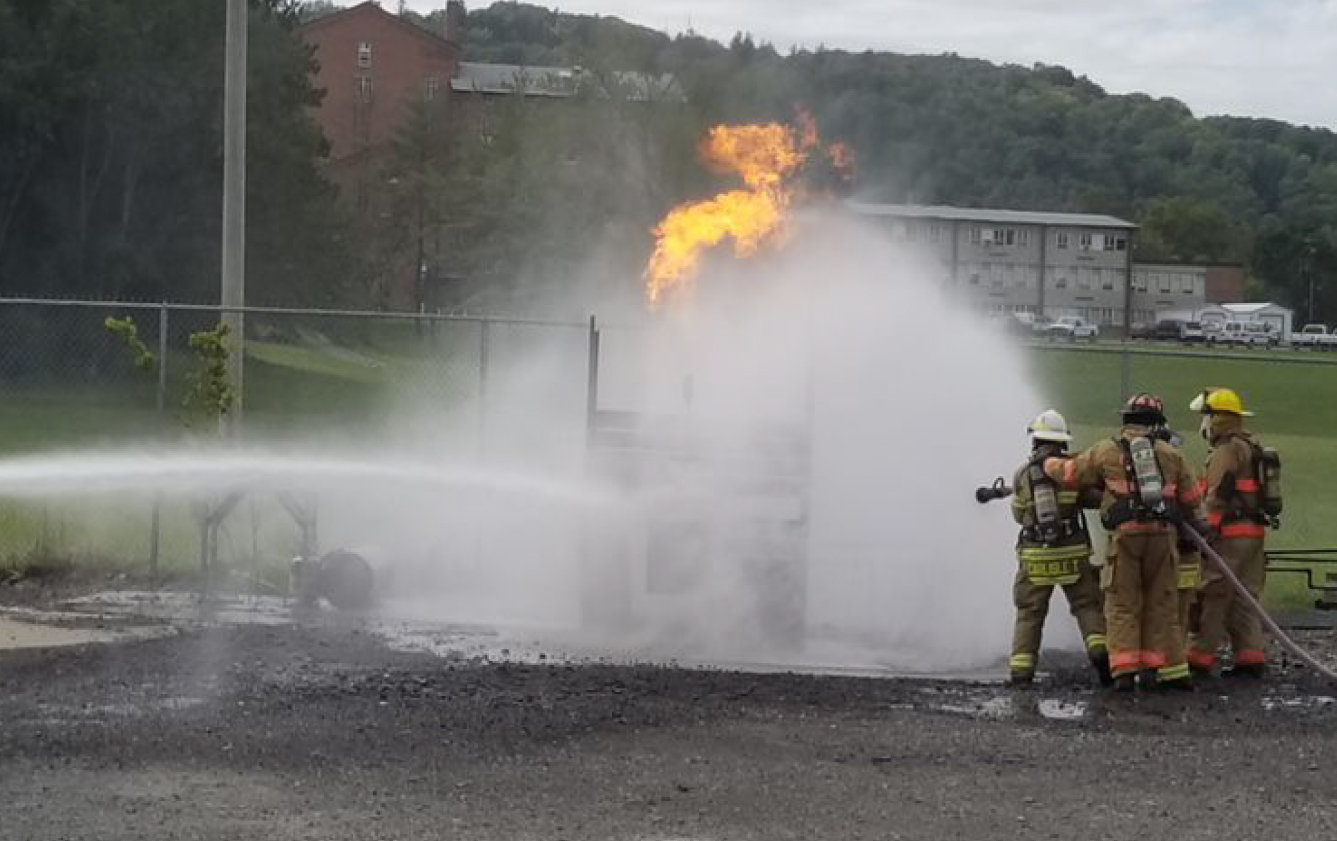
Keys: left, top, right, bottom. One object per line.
{"left": 1113, "top": 674, "right": 1136, "bottom": 693}
{"left": 1223, "top": 663, "right": 1265, "bottom": 679}
{"left": 1009, "top": 671, "right": 1035, "bottom": 687}
{"left": 1090, "top": 651, "right": 1113, "bottom": 687}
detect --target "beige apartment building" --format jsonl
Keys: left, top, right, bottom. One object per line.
{"left": 848, "top": 202, "right": 1232, "bottom": 329}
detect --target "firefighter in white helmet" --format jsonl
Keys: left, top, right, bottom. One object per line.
{"left": 1007, "top": 409, "right": 1111, "bottom": 686}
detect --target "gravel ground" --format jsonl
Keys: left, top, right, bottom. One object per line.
{"left": 2, "top": 609, "right": 1337, "bottom": 840}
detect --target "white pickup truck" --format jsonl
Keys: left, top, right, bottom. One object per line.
{"left": 1044, "top": 316, "right": 1100, "bottom": 341}
{"left": 1291, "top": 324, "right": 1337, "bottom": 349}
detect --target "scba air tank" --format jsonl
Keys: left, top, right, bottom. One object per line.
{"left": 1127, "top": 436, "right": 1165, "bottom": 509}
{"left": 1028, "top": 463, "right": 1061, "bottom": 540}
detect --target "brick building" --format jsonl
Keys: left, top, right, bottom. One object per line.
{"left": 299, "top": 2, "right": 463, "bottom": 173}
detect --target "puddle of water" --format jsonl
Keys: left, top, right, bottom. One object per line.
{"left": 1037, "top": 699, "right": 1088, "bottom": 721}
{"left": 0, "top": 615, "right": 169, "bottom": 650}
{"left": 1262, "top": 695, "right": 1336, "bottom": 712}
{"left": 64, "top": 591, "right": 294, "bottom": 626}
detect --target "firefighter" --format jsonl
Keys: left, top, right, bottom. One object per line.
{"left": 1007, "top": 409, "right": 1111, "bottom": 687}
{"left": 1045, "top": 394, "right": 1206, "bottom": 691}
{"left": 1187, "top": 387, "right": 1274, "bottom": 678}
{"left": 1151, "top": 423, "right": 1204, "bottom": 667}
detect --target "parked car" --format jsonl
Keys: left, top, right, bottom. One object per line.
{"left": 1129, "top": 322, "right": 1154, "bottom": 340}
{"left": 1045, "top": 316, "right": 1100, "bottom": 341}
{"left": 1207, "top": 321, "right": 1278, "bottom": 347}
{"left": 1291, "top": 323, "right": 1337, "bottom": 350}
{"left": 1151, "top": 319, "right": 1186, "bottom": 340}
{"left": 1180, "top": 321, "right": 1205, "bottom": 343}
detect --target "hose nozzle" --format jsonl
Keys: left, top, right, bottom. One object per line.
{"left": 975, "top": 477, "right": 1012, "bottom": 503}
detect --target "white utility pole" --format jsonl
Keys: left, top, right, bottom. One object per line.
{"left": 221, "top": 0, "right": 248, "bottom": 432}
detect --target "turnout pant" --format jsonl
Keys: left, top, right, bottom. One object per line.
{"left": 1170, "top": 549, "right": 1202, "bottom": 681}
{"left": 1189, "top": 536, "right": 1268, "bottom": 669}
{"left": 1103, "top": 531, "right": 1186, "bottom": 680}
{"left": 1010, "top": 560, "right": 1107, "bottom": 676}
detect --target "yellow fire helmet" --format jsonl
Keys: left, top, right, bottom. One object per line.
{"left": 1189, "top": 387, "right": 1254, "bottom": 417}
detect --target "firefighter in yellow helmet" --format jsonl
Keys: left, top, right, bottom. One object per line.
{"left": 1187, "top": 387, "right": 1275, "bottom": 678}
{"left": 1006, "top": 409, "right": 1111, "bottom": 687}
{"left": 1044, "top": 394, "right": 1207, "bottom": 691}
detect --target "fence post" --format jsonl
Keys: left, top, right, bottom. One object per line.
{"left": 148, "top": 303, "right": 169, "bottom": 582}
{"left": 585, "top": 315, "right": 600, "bottom": 441}
{"left": 478, "top": 318, "right": 490, "bottom": 449}
{"left": 1119, "top": 338, "right": 1132, "bottom": 404}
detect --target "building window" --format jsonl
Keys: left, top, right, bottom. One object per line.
{"left": 1018, "top": 229, "right": 1030, "bottom": 248}
{"left": 1056, "top": 232, "right": 1070, "bottom": 249}
{"left": 1079, "top": 233, "right": 1093, "bottom": 251}
{"left": 992, "top": 266, "right": 1004, "bottom": 289}
{"left": 1103, "top": 234, "right": 1117, "bottom": 251}
{"left": 1004, "top": 229, "right": 1016, "bottom": 247}
{"left": 968, "top": 270, "right": 981, "bottom": 286}
{"left": 1181, "top": 276, "right": 1194, "bottom": 294}
{"left": 356, "top": 75, "right": 373, "bottom": 103}
{"left": 357, "top": 41, "right": 372, "bottom": 69}
{"left": 969, "top": 227, "right": 982, "bottom": 245}
{"left": 1102, "top": 270, "right": 1114, "bottom": 290}
{"left": 424, "top": 75, "right": 440, "bottom": 101}
{"left": 1078, "top": 268, "right": 1093, "bottom": 290}
{"left": 1135, "top": 273, "right": 1148, "bottom": 292}
{"left": 1055, "top": 275, "right": 1068, "bottom": 289}
{"left": 1159, "top": 274, "right": 1172, "bottom": 293}
{"left": 1113, "top": 236, "right": 1128, "bottom": 251}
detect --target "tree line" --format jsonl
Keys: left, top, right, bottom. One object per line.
{"left": 3, "top": 0, "right": 1336, "bottom": 324}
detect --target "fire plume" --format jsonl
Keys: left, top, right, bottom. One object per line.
{"left": 645, "top": 121, "right": 811, "bottom": 308}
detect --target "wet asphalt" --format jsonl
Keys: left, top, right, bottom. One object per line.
{"left": 2, "top": 603, "right": 1337, "bottom": 840}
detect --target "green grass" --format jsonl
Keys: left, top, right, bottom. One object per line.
{"left": 0, "top": 326, "right": 485, "bottom": 574}
{"left": 2, "top": 335, "right": 1335, "bottom": 609}
{"left": 1029, "top": 346, "right": 1337, "bottom": 608}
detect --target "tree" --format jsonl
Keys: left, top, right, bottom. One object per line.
{"left": 0, "top": 0, "right": 355, "bottom": 306}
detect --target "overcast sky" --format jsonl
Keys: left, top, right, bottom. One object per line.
{"left": 405, "top": 0, "right": 1337, "bottom": 129}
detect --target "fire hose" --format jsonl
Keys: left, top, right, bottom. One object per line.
{"left": 977, "top": 478, "right": 1337, "bottom": 683}
{"left": 1178, "top": 525, "right": 1337, "bottom": 683}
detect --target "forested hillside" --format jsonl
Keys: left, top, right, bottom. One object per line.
{"left": 2, "top": 0, "right": 1334, "bottom": 321}
{"left": 406, "top": 1, "right": 1337, "bottom": 319}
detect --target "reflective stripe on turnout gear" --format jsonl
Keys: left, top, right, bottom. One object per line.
{"left": 1187, "top": 648, "right": 1216, "bottom": 669}
{"left": 1177, "top": 562, "right": 1201, "bottom": 590}
{"left": 1110, "top": 651, "right": 1142, "bottom": 672}
{"left": 1157, "top": 662, "right": 1191, "bottom": 682}
{"left": 1235, "top": 478, "right": 1261, "bottom": 492}
{"left": 1220, "top": 522, "right": 1266, "bottom": 539}
{"left": 1234, "top": 648, "right": 1267, "bottom": 666}
{"left": 1021, "top": 557, "right": 1083, "bottom": 585}
{"left": 1084, "top": 633, "right": 1107, "bottom": 654}
{"left": 1010, "top": 653, "right": 1036, "bottom": 672}
{"left": 1114, "top": 520, "right": 1174, "bottom": 534}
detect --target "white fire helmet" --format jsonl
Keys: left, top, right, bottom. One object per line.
{"left": 1028, "top": 409, "right": 1073, "bottom": 443}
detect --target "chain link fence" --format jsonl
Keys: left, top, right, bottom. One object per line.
{"left": 0, "top": 298, "right": 591, "bottom": 584}
{"left": 2, "top": 300, "right": 1336, "bottom": 606}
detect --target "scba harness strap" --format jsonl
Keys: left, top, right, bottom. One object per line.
{"left": 1101, "top": 437, "right": 1181, "bottom": 531}
{"left": 1019, "top": 453, "right": 1089, "bottom": 548}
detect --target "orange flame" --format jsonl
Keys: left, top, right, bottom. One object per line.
{"left": 645, "top": 122, "right": 809, "bottom": 308}
{"left": 828, "top": 141, "right": 857, "bottom": 184}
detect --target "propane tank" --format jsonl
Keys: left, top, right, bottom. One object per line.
{"left": 1127, "top": 436, "right": 1165, "bottom": 510}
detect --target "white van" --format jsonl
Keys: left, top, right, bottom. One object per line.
{"left": 1207, "top": 321, "right": 1278, "bottom": 348}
